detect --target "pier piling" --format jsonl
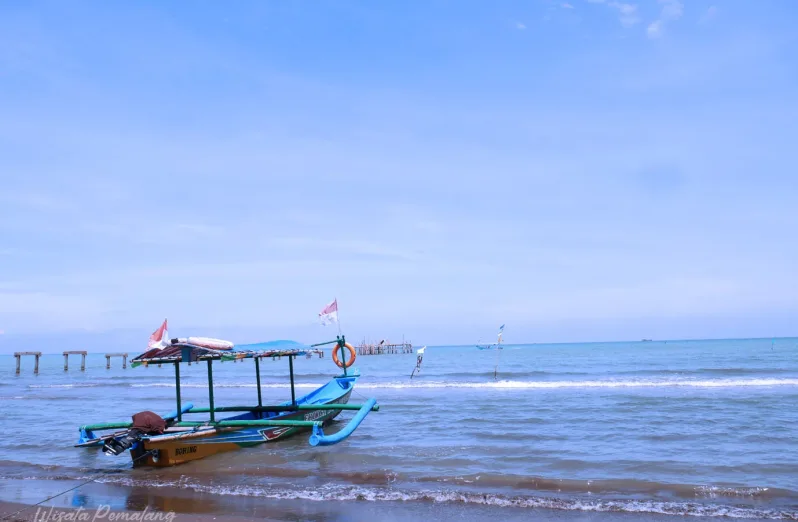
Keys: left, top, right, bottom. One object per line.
{"left": 14, "top": 352, "right": 42, "bottom": 374}
{"left": 356, "top": 338, "right": 413, "bottom": 356}
{"left": 105, "top": 353, "right": 128, "bottom": 369}
{"left": 63, "top": 351, "right": 87, "bottom": 371}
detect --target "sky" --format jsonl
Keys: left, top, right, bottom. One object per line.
{"left": 1, "top": 0, "right": 797, "bottom": 350}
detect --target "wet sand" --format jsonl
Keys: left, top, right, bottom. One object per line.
{"left": 0, "top": 497, "right": 779, "bottom": 522}
{"left": 0, "top": 500, "right": 259, "bottom": 522}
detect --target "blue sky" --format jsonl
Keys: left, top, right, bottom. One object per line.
{"left": 1, "top": 0, "right": 797, "bottom": 350}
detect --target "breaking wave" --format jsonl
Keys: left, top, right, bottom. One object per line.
{"left": 91, "top": 479, "right": 798, "bottom": 520}
{"left": 27, "top": 378, "right": 798, "bottom": 390}
{"left": 3, "top": 460, "right": 797, "bottom": 519}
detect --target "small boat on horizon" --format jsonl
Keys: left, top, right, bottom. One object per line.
{"left": 477, "top": 324, "right": 505, "bottom": 350}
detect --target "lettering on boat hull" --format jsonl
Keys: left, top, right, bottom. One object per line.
{"left": 304, "top": 409, "right": 330, "bottom": 422}
{"left": 135, "top": 441, "right": 243, "bottom": 467}
{"left": 260, "top": 427, "right": 292, "bottom": 441}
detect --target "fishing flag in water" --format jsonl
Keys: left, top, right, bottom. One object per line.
{"left": 411, "top": 346, "right": 426, "bottom": 378}
{"left": 148, "top": 319, "right": 169, "bottom": 349}
{"left": 497, "top": 324, "right": 505, "bottom": 343}
{"left": 319, "top": 299, "right": 339, "bottom": 326}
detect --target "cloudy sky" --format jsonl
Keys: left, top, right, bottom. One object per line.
{"left": 1, "top": 0, "right": 796, "bottom": 349}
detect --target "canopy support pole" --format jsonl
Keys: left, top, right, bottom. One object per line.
{"left": 288, "top": 355, "right": 296, "bottom": 406}
{"left": 174, "top": 361, "right": 182, "bottom": 421}
{"left": 339, "top": 336, "right": 348, "bottom": 377}
{"left": 255, "top": 357, "right": 263, "bottom": 408}
{"left": 207, "top": 359, "right": 215, "bottom": 422}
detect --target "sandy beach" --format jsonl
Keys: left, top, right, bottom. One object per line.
{"left": 4, "top": 498, "right": 780, "bottom": 522}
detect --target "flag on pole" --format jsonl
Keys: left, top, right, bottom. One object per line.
{"left": 319, "top": 299, "right": 339, "bottom": 326}
{"left": 148, "top": 319, "right": 170, "bottom": 349}
{"left": 497, "top": 324, "right": 505, "bottom": 344}
{"left": 411, "top": 346, "right": 426, "bottom": 378}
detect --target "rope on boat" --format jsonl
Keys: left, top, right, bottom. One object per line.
{"left": 0, "top": 449, "right": 159, "bottom": 521}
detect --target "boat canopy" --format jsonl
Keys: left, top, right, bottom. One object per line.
{"left": 131, "top": 339, "right": 324, "bottom": 367}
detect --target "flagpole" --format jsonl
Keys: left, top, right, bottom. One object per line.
{"left": 335, "top": 298, "right": 342, "bottom": 336}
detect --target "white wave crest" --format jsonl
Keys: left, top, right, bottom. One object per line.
{"left": 31, "top": 378, "right": 798, "bottom": 390}
{"left": 91, "top": 479, "right": 798, "bottom": 520}
{"left": 352, "top": 378, "right": 798, "bottom": 389}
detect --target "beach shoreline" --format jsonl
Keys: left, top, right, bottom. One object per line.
{"left": 0, "top": 498, "right": 757, "bottom": 522}
{"left": 0, "top": 487, "right": 787, "bottom": 522}
{"left": 0, "top": 500, "right": 282, "bottom": 522}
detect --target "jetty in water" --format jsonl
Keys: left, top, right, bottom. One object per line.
{"left": 14, "top": 352, "right": 42, "bottom": 374}
{"left": 105, "top": 352, "right": 128, "bottom": 369}
{"left": 63, "top": 351, "right": 87, "bottom": 371}
{"left": 356, "top": 339, "right": 413, "bottom": 356}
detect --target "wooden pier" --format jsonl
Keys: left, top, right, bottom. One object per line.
{"left": 63, "top": 351, "right": 87, "bottom": 371}
{"left": 13, "top": 348, "right": 326, "bottom": 373}
{"left": 105, "top": 352, "right": 128, "bottom": 369}
{"left": 356, "top": 339, "right": 413, "bottom": 356}
{"left": 14, "top": 352, "right": 42, "bottom": 374}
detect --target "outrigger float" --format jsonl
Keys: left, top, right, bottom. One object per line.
{"left": 75, "top": 336, "right": 378, "bottom": 467}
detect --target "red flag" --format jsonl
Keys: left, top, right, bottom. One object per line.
{"left": 148, "top": 319, "right": 169, "bottom": 349}
{"left": 319, "top": 299, "right": 338, "bottom": 325}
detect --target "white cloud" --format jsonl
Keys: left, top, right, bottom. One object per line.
{"left": 492, "top": 277, "right": 794, "bottom": 324}
{"left": 586, "top": 0, "right": 639, "bottom": 27}
{"left": 647, "top": 0, "right": 684, "bottom": 39}
{"left": 0, "top": 191, "right": 75, "bottom": 212}
{"left": 0, "top": 248, "right": 26, "bottom": 256}
{"left": 647, "top": 20, "right": 663, "bottom": 38}
{"left": 562, "top": 3, "right": 575, "bottom": 8}
{"left": 608, "top": 2, "right": 640, "bottom": 27}
{"left": 660, "top": 0, "right": 683, "bottom": 21}
{"left": 0, "top": 292, "right": 108, "bottom": 331}
{"left": 516, "top": 22, "right": 527, "bottom": 30}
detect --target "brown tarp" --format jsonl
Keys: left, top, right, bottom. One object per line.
{"left": 131, "top": 411, "right": 166, "bottom": 434}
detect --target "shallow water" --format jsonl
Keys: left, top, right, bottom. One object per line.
{"left": 1, "top": 338, "right": 797, "bottom": 519}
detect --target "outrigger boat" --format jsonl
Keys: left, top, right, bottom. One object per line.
{"left": 75, "top": 336, "right": 378, "bottom": 467}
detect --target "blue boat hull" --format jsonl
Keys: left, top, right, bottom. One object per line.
{"left": 130, "top": 376, "right": 356, "bottom": 467}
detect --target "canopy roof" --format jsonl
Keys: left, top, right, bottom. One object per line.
{"left": 130, "top": 339, "right": 324, "bottom": 367}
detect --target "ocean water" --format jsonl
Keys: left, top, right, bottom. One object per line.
{"left": 0, "top": 337, "right": 797, "bottom": 520}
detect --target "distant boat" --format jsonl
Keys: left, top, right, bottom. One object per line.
{"left": 642, "top": 339, "right": 653, "bottom": 342}
{"left": 477, "top": 325, "right": 505, "bottom": 350}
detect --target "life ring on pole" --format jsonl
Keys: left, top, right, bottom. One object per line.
{"left": 333, "top": 342, "right": 356, "bottom": 369}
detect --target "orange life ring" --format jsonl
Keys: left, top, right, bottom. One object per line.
{"left": 332, "top": 342, "right": 356, "bottom": 369}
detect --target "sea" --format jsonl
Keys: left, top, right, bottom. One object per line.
{"left": 0, "top": 337, "right": 796, "bottom": 521}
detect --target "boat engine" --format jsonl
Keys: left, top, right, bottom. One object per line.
{"left": 102, "top": 410, "right": 167, "bottom": 456}
{"left": 103, "top": 429, "right": 143, "bottom": 456}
